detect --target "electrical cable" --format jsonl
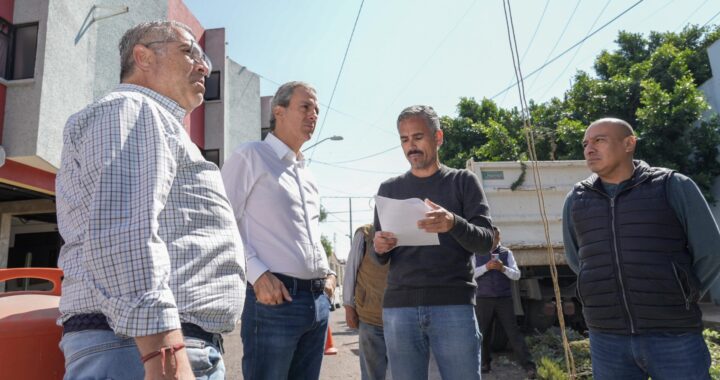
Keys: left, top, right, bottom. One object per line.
{"left": 368, "top": 0, "right": 479, "bottom": 130}
{"left": 325, "top": 145, "right": 400, "bottom": 164}
{"left": 502, "top": 0, "right": 577, "bottom": 377}
{"left": 537, "top": 0, "right": 611, "bottom": 100}
{"left": 675, "top": 0, "right": 710, "bottom": 32}
{"left": 490, "top": 0, "right": 644, "bottom": 101}
{"left": 702, "top": 8, "right": 720, "bottom": 27}
{"left": 308, "top": 0, "right": 366, "bottom": 163}
{"left": 526, "top": 0, "right": 583, "bottom": 92}
{"left": 310, "top": 160, "right": 403, "bottom": 175}
{"left": 499, "top": 0, "right": 551, "bottom": 105}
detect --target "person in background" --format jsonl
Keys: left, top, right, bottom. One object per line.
{"left": 344, "top": 223, "right": 391, "bottom": 380}
{"left": 474, "top": 226, "right": 536, "bottom": 378}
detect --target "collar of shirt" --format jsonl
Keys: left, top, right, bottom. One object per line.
{"left": 264, "top": 133, "right": 306, "bottom": 168}
{"left": 115, "top": 83, "right": 187, "bottom": 123}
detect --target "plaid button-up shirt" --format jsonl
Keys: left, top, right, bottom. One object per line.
{"left": 56, "top": 84, "right": 245, "bottom": 337}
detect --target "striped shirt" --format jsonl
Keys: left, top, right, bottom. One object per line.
{"left": 56, "top": 84, "right": 246, "bottom": 337}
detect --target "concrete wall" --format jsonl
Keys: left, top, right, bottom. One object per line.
{"left": 700, "top": 40, "right": 720, "bottom": 116}
{"left": 224, "top": 58, "right": 260, "bottom": 162}
{"left": 35, "top": 0, "right": 98, "bottom": 169}
{"left": 3, "top": 0, "right": 48, "bottom": 165}
{"left": 93, "top": 0, "right": 168, "bottom": 99}
{"left": 2, "top": 0, "right": 261, "bottom": 172}
{"left": 203, "top": 27, "right": 225, "bottom": 161}
{"left": 699, "top": 40, "right": 720, "bottom": 224}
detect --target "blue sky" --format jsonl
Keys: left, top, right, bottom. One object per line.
{"left": 184, "top": 0, "right": 720, "bottom": 258}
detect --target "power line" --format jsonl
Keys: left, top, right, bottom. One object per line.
{"left": 499, "top": 0, "right": 551, "bottom": 105}
{"left": 311, "top": 160, "right": 403, "bottom": 175}
{"left": 490, "top": 0, "right": 644, "bottom": 101}
{"left": 520, "top": 0, "right": 550, "bottom": 64}
{"left": 537, "top": 0, "right": 611, "bottom": 100}
{"left": 258, "top": 74, "right": 377, "bottom": 130}
{"left": 526, "top": 0, "right": 583, "bottom": 92}
{"left": 308, "top": 0, "right": 366, "bottom": 163}
{"left": 502, "top": 0, "right": 576, "bottom": 376}
{"left": 675, "top": 0, "right": 710, "bottom": 32}
{"left": 324, "top": 145, "right": 400, "bottom": 164}
{"left": 702, "top": 8, "right": 720, "bottom": 27}
{"left": 368, "top": 0, "right": 479, "bottom": 130}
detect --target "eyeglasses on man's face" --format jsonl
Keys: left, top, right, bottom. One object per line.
{"left": 143, "top": 38, "right": 212, "bottom": 75}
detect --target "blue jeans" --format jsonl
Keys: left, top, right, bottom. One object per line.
{"left": 383, "top": 305, "right": 481, "bottom": 380}
{"left": 59, "top": 329, "right": 224, "bottom": 379}
{"left": 359, "top": 321, "right": 389, "bottom": 380}
{"left": 241, "top": 284, "right": 330, "bottom": 379}
{"left": 589, "top": 331, "right": 711, "bottom": 380}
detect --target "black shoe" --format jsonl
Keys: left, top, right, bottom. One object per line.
{"left": 523, "top": 365, "right": 537, "bottom": 379}
{"left": 481, "top": 363, "right": 491, "bottom": 374}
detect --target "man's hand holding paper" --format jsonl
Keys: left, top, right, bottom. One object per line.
{"left": 417, "top": 199, "right": 455, "bottom": 233}
{"left": 374, "top": 195, "right": 442, "bottom": 248}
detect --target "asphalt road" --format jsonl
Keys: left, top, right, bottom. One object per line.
{"left": 222, "top": 307, "right": 529, "bottom": 379}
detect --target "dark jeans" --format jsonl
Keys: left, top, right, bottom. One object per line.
{"left": 589, "top": 331, "right": 711, "bottom": 380}
{"left": 474, "top": 296, "right": 534, "bottom": 368}
{"left": 241, "top": 284, "right": 330, "bottom": 380}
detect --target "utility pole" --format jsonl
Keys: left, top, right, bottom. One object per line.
{"left": 321, "top": 196, "right": 374, "bottom": 244}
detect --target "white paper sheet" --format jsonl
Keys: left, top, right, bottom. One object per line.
{"left": 375, "top": 195, "right": 440, "bottom": 247}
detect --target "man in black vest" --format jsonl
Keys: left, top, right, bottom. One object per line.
{"left": 474, "top": 226, "right": 535, "bottom": 377}
{"left": 562, "top": 117, "right": 720, "bottom": 380}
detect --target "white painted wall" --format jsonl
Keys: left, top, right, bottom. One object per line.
{"left": 224, "top": 58, "right": 260, "bottom": 162}
{"left": 467, "top": 160, "right": 590, "bottom": 252}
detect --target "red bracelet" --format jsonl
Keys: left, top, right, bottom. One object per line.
{"left": 140, "top": 343, "right": 186, "bottom": 375}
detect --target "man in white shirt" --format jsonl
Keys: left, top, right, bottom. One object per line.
{"left": 221, "top": 81, "right": 337, "bottom": 379}
{"left": 474, "top": 226, "right": 535, "bottom": 377}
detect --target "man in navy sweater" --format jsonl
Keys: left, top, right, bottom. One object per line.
{"left": 373, "top": 105, "right": 494, "bottom": 380}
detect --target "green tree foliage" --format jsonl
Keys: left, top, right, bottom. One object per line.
{"left": 321, "top": 234, "right": 333, "bottom": 258}
{"left": 439, "top": 24, "right": 720, "bottom": 200}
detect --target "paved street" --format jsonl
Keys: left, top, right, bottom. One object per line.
{"left": 222, "top": 306, "right": 528, "bottom": 379}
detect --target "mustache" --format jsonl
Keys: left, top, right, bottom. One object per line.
{"left": 407, "top": 150, "right": 422, "bottom": 156}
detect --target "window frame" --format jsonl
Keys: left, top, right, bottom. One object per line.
{"left": 203, "top": 70, "right": 221, "bottom": 101}
{"left": 0, "top": 18, "right": 39, "bottom": 81}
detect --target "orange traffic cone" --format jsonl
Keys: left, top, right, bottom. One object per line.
{"left": 324, "top": 326, "right": 338, "bottom": 355}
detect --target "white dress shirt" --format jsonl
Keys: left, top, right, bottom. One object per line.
{"left": 56, "top": 84, "right": 246, "bottom": 337}
{"left": 222, "top": 133, "right": 332, "bottom": 283}
{"left": 342, "top": 228, "right": 367, "bottom": 307}
{"left": 474, "top": 246, "right": 521, "bottom": 281}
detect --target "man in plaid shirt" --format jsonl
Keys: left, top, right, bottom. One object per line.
{"left": 55, "top": 20, "right": 245, "bottom": 379}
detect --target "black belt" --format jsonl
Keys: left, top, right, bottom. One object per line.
{"left": 63, "top": 313, "right": 224, "bottom": 352}
{"left": 272, "top": 273, "right": 326, "bottom": 292}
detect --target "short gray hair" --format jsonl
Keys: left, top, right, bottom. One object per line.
{"left": 397, "top": 105, "right": 440, "bottom": 132}
{"left": 118, "top": 20, "right": 194, "bottom": 81}
{"left": 269, "top": 81, "right": 316, "bottom": 130}
{"left": 589, "top": 117, "right": 635, "bottom": 137}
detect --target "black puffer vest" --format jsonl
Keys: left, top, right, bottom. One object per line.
{"left": 570, "top": 161, "right": 702, "bottom": 334}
